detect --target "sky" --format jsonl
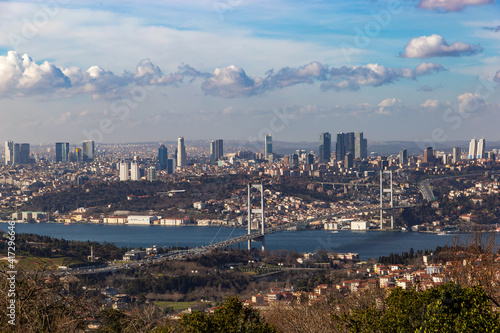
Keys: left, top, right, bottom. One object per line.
{"left": 0, "top": 0, "right": 499, "bottom": 146}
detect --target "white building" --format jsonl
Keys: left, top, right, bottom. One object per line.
{"left": 477, "top": 138, "right": 486, "bottom": 159}
{"left": 351, "top": 220, "right": 369, "bottom": 230}
{"left": 130, "top": 161, "right": 140, "bottom": 181}
{"left": 469, "top": 138, "right": 477, "bottom": 160}
{"left": 127, "top": 215, "right": 157, "bottom": 225}
{"left": 119, "top": 161, "right": 129, "bottom": 181}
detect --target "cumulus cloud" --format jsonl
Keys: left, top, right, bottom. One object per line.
{"left": 0, "top": 51, "right": 447, "bottom": 99}
{"left": 421, "top": 99, "right": 440, "bottom": 109}
{"left": 378, "top": 98, "right": 403, "bottom": 115}
{"left": 0, "top": 51, "right": 70, "bottom": 96}
{"left": 401, "top": 35, "right": 482, "bottom": 58}
{"left": 418, "top": 0, "right": 494, "bottom": 12}
{"left": 457, "top": 92, "right": 488, "bottom": 115}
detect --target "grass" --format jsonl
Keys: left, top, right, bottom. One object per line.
{"left": 153, "top": 301, "right": 204, "bottom": 311}
{"left": 17, "top": 256, "right": 85, "bottom": 270}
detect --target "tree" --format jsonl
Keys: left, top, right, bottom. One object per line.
{"left": 335, "top": 283, "right": 500, "bottom": 333}
{"left": 175, "top": 296, "right": 277, "bottom": 333}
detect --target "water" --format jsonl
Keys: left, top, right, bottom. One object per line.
{"left": 1, "top": 222, "right": 459, "bottom": 260}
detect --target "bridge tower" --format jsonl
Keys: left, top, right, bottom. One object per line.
{"left": 247, "top": 183, "right": 265, "bottom": 250}
{"left": 379, "top": 170, "right": 394, "bottom": 229}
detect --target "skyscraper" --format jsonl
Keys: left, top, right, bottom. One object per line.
{"left": 13, "top": 143, "right": 21, "bottom": 164}
{"left": 265, "top": 134, "right": 272, "bottom": 158}
{"left": 424, "top": 147, "right": 434, "bottom": 163}
{"left": 399, "top": 149, "right": 408, "bottom": 166}
{"left": 355, "top": 132, "right": 367, "bottom": 159}
{"left": 477, "top": 138, "right": 486, "bottom": 159}
{"left": 20, "top": 143, "right": 30, "bottom": 164}
{"left": 210, "top": 139, "right": 223, "bottom": 164}
{"left": 158, "top": 145, "right": 168, "bottom": 170}
{"left": 345, "top": 152, "right": 354, "bottom": 168}
{"left": 452, "top": 147, "right": 461, "bottom": 164}
{"left": 130, "top": 160, "right": 140, "bottom": 181}
{"left": 119, "top": 160, "right": 129, "bottom": 181}
{"left": 82, "top": 140, "right": 95, "bottom": 162}
{"left": 336, "top": 132, "right": 356, "bottom": 161}
{"left": 319, "top": 132, "right": 331, "bottom": 163}
{"left": 336, "top": 133, "right": 345, "bottom": 161}
{"left": 55, "top": 142, "right": 69, "bottom": 162}
{"left": 290, "top": 153, "right": 299, "bottom": 169}
{"left": 177, "top": 137, "right": 186, "bottom": 167}
{"left": 4, "top": 141, "right": 13, "bottom": 165}
{"left": 469, "top": 138, "right": 477, "bottom": 160}
{"left": 147, "top": 167, "right": 157, "bottom": 181}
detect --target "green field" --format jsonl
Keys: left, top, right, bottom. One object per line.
{"left": 17, "top": 256, "right": 85, "bottom": 270}
{"left": 153, "top": 301, "right": 205, "bottom": 311}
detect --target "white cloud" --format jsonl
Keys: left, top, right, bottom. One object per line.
{"left": 0, "top": 51, "right": 70, "bottom": 96}
{"left": 421, "top": 99, "right": 440, "bottom": 109}
{"left": 418, "top": 0, "right": 494, "bottom": 12}
{"left": 201, "top": 65, "right": 262, "bottom": 98}
{"left": 457, "top": 92, "right": 488, "bottom": 115}
{"left": 401, "top": 34, "right": 482, "bottom": 58}
{"left": 495, "top": 70, "right": 500, "bottom": 82}
{"left": 378, "top": 98, "right": 403, "bottom": 115}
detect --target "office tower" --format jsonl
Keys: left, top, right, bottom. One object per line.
{"left": 319, "top": 132, "right": 331, "bottom": 163}
{"left": 290, "top": 153, "right": 299, "bottom": 169}
{"left": 345, "top": 152, "right": 354, "bottom": 168}
{"left": 13, "top": 143, "right": 21, "bottom": 164}
{"left": 130, "top": 160, "right": 140, "bottom": 181}
{"left": 264, "top": 134, "right": 272, "bottom": 158}
{"left": 336, "top": 133, "right": 345, "bottom": 161}
{"left": 75, "top": 148, "right": 82, "bottom": 162}
{"left": 158, "top": 145, "right": 168, "bottom": 170}
{"left": 5, "top": 141, "right": 13, "bottom": 165}
{"left": 82, "top": 140, "right": 95, "bottom": 162}
{"left": 399, "top": 149, "right": 408, "bottom": 166}
{"left": 119, "top": 160, "right": 129, "bottom": 181}
{"left": 55, "top": 142, "right": 69, "bottom": 162}
{"left": 488, "top": 152, "right": 496, "bottom": 161}
{"left": 452, "top": 147, "right": 461, "bottom": 164}
{"left": 19, "top": 143, "right": 30, "bottom": 164}
{"left": 477, "top": 138, "right": 486, "bottom": 159}
{"left": 211, "top": 139, "right": 223, "bottom": 160}
{"left": 424, "top": 147, "right": 434, "bottom": 163}
{"left": 210, "top": 141, "right": 216, "bottom": 165}
{"left": 355, "top": 132, "right": 368, "bottom": 159}
{"left": 306, "top": 153, "right": 315, "bottom": 165}
{"left": 147, "top": 167, "right": 157, "bottom": 181}
{"left": 177, "top": 137, "right": 186, "bottom": 167}
{"left": 469, "top": 138, "right": 477, "bottom": 160}
{"left": 336, "top": 132, "right": 355, "bottom": 161}
{"left": 167, "top": 158, "right": 176, "bottom": 174}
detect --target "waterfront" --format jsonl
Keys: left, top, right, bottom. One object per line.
{"left": 0, "top": 222, "right": 466, "bottom": 260}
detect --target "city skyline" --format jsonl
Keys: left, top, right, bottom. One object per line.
{"left": 0, "top": 1, "right": 499, "bottom": 144}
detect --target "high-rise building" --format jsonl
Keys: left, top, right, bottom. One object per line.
{"left": 399, "top": 149, "right": 408, "bottom": 166}
{"left": 147, "top": 167, "right": 157, "bottom": 181}
{"left": 477, "top": 138, "right": 486, "bottom": 159}
{"left": 20, "top": 143, "right": 30, "bottom": 164}
{"left": 55, "top": 142, "right": 69, "bottom": 162}
{"left": 82, "top": 140, "right": 95, "bottom": 162}
{"left": 265, "top": 134, "right": 272, "bottom": 158}
{"left": 306, "top": 153, "right": 315, "bottom": 165}
{"left": 119, "top": 160, "right": 129, "bottom": 181}
{"left": 355, "top": 132, "right": 367, "bottom": 159}
{"left": 319, "top": 132, "right": 331, "bottom": 163}
{"left": 424, "top": 147, "right": 434, "bottom": 163}
{"left": 336, "top": 132, "right": 356, "bottom": 161}
{"left": 177, "top": 137, "right": 186, "bottom": 167}
{"left": 452, "top": 147, "right": 461, "bottom": 164}
{"left": 4, "top": 141, "right": 13, "bottom": 165}
{"left": 13, "top": 143, "right": 21, "bottom": 164}
{"left": 167, "top": 158, "right": 176, "bottom": 174}
{"left": 469, "top": 138, "right": 477, "bottom": 160}
{"left": 345, "top": 152, "right": 354, "bottom": 168}
{"left": 210, "top": 139, "right": 223, "bottom": 164}
{"left": 158, "top": 145, "right": 168, "bottom": 170}
{"left": 290, "top": 153, "right": 299, "bottom": 169}
{"left": 130, "top": 160, "right": 140, "bottom": 181}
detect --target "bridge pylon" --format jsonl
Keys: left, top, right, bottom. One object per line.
{"left": 379, "top": 170, "right": 395, "bottom": 229}
{"left": 247, "top": 183, "right": 265, "bottom": 251}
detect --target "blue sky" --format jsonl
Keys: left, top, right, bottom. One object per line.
{"left": 0, "top": 0, "right": 499, "bottom": 146}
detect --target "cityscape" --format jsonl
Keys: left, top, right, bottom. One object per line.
{"left": 1, "top": 0, "right": 500, "bottom": 331}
